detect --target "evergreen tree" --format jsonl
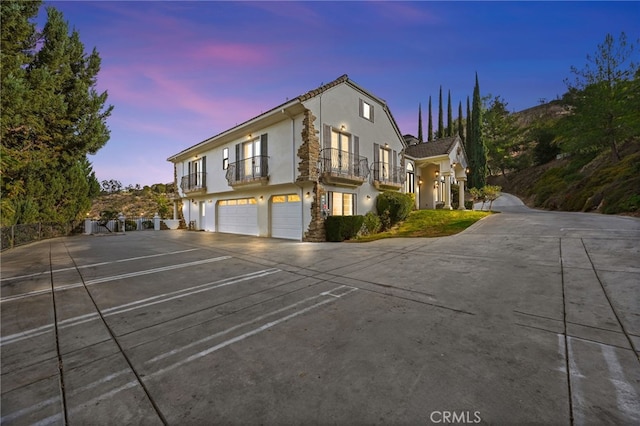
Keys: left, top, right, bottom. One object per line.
{"left": 418, "top": 103, "right": 423, "bottom": 143}
{"left": 437, "top": 86, "right": 444, "bottom": 139}
{"left": 1, "top": 2, "right": 113, "bottom": 226}
{"left": 447, "top": 90, "right": 453, "bottom": 137}
{"left": 465, "top": 96, "right": 472, "bottom": 152}
{"left": 428, "top": 96, "right": 433, "bottom": 142}
{"left": 483, "top": 96, "right": 520, "bottom": 177}
{"left": 458, "top": 101, "right": 464, "bottom": 141}
{"left": 559, "top": 32, "right": 639, "bottom": 160}
{"left": 469, "top": 73, "right": 487, "bottom": 188}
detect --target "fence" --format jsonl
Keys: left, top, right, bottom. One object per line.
{"left": 85, "top": 217, "right": 156, "bottom": 234}
{"left": 1, "top": 223, "right": 76, "bottom": 251}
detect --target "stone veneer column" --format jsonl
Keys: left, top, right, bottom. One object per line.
{"left": 298, "top": 109, "right": 326, "bottom": 242}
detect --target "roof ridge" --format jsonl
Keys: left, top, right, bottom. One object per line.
{"left": 297, "top": 74, "right": 349, "bottom": 101}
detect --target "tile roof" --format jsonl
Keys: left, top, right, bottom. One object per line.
{"left": 404, "top": 136, "right": 460, "bottom": 158}
{"left": 297, "top": 74, "right": 349, "bottom": 101}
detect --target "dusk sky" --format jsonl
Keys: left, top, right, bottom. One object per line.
{"left": 40, "top": 1, "right": 639, "bottom": 187}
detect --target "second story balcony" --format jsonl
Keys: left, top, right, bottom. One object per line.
{"left": 225, "top": 155, "right": 269, "bottom": 187}
{"left": 371, "top": 162, "right": 405, "bottom": 190}
{"left": 181, "top": 172, "right": 207, "bottom": 194}
{"left": 320, "top": 148, "right": 368, "bottom": 187}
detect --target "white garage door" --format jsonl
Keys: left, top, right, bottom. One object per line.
{"left": 271, "top": 194, "right": 302, "bottom": 240}
{"left": 217, "top": 198, "right": 258, "bottom": 236}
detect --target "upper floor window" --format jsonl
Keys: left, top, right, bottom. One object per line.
{"left": 222, "top": 148, "right": 229, "bottom": 170}
{"left": 359, "top": 99, "right": 374, "bottom": 122}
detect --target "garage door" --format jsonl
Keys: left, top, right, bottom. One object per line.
{"left": 217, "top": 198, "right": 258, "bottom": 236}
{"left": 271, "top": 194, "right": 302, "bottom": 240}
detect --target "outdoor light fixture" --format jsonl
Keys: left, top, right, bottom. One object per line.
{"left": 465, "top": 167, "right": 470, "bottom": 174}
{"left": 435, "top": 170, "right": 439, "bottom": 177}
{"left": 419, "top": 179, "right": 423, "bottom": 185}
{"left": 366, "top": 195, "right": 371, "bottom": 200}
{"left": 259, "top": 195, "right": 264, "bottom": 201}
{"left": 340, "top": 125, "right": 346, "bottom": 131}
{"left": 305, "top": 192, "right": 310, "bottom": 198}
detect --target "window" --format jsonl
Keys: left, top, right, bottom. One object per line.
{"left": 379, "top": 146, "right": 390, "bottom": 180}
{"left": 331, "top": 129, "right": 351, "bottom": 171}
{"left": 329, "top": 192, "right": 356, "bottom": 216}
{"left": 406, "top": 163, "right": 415, "bottom": 193}
{"left": 222, "top": 148, "right": 229, "bottom": 170}
{"left": 272, "top": 195, "right": 286, "bottom": 203}
{"left": 243, "top": 137, "right": 261, "bottom": 177}
{"left": 359, "top": 99, "right": 374, "bottom": 122}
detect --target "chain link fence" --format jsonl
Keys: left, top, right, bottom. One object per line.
{"left": 1, "top": 223, "right": 77, "bottom": 251}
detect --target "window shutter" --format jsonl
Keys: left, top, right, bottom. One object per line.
{"left": 373, "top": 143, "right": 380, "bottom": 180}
{"left": 323, "top": 124, "right": 331, "bottom": 150}
{"left": 370, "top": 105, "right": 374, "bottom": 122}
{"left": 201, "top": 156, "right": 207, "bottom": 187}
{"left": 235, "top": 144, "right": 241, "bottom": 180}
{"left": 359, "top": 99, "right": 364, "bottom": 118}
{"left": 353, "top": 193, "right": 357, "bottom": 215}
{"left": 260, "top": 134, "right": 268, "bottom": 177}
{"left": 353, "top": 136, "right": 360, "bottom": 175}
{"left": 327, "top": 191, "right": 333, "bottom": 216}
{"left": 392, "top": 150, "right": 397, "bottom": 181}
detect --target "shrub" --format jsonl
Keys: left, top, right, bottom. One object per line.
{"left": 375, "top": 192, "right": 414, "bottom": 228}
{"left": 325, "top": 215, "right": 365, "bottom": 242}
{"left": 362, "top": 212, "right": 382, "bottom": 235}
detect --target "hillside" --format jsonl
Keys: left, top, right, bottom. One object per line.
{"left": 488, "top": 101, "right": 640, "bottom": 216}
{"left": 89, "top": 189, "right": 178, "bottom": 219}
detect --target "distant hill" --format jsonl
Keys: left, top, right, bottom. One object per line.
{"left": 89, "top": 187, "right": 177, "bottom": 219}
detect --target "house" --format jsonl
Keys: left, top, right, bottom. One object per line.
{"left": 167, "top": 75, "right": 468, "bottom": 241}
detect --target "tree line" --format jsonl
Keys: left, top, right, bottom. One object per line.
{"left": 416, "top": 32, "right": 639, "bottom": 190}
{"left": 1, "top": 1, "right": 112, "bottom": 227}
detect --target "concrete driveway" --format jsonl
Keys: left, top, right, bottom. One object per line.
{"left": 2, "top": 197, "right": 639, "bottom": 425}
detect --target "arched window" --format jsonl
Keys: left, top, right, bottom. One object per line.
{"left": 405, "top": 163, "right": 415, "bottom": 193}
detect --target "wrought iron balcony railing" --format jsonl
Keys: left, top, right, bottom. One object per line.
{"left": 319, "top": 148, "right": 368, "bottom": 186}
{"left": 180, "top": 172, "right": 207, "bottom": 193}
{"left": 371, "top": 162, "right": 405, "bottom": 189}
{"left": 225, "top": 155, "right": 269, "bottom": 186}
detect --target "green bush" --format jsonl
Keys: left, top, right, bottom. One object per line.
{"left": 362, "top": 212, "right": 382, "bottom": 235}
{"left": 375, "top": 191, "right": 414, "bottom": 228}
{"left": 325, "top": 215, "right": 365, "bottom": 242}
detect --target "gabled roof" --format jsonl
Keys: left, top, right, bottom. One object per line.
{"left": 404, "top": 135, "right": 462, "bottom": 159}
{"left": 168, "top": 74, "right": 405, "bottom": 162}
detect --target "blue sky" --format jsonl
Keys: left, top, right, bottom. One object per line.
{"left": 41, "top": 1, "right": 639, "bottom": 186}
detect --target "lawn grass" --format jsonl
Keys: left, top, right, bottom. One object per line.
{"left": 352, "top": 209, "right": 493, "bottom": 242}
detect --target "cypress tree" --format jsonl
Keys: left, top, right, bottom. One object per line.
{"left": 447, "top": 90, "right": 452, "bottom": 137}
{"left": 458, "top": 101, "right": 464, "bottom": 141}
{"left": 418, "top": 103, "right": 423, "bottom": 143}
{"left": 428, "top": 96, "right": 433, "bottom": 142}
{"left": 437, "top": 86, "right": 444, "bottom": 139}
{"left": 470, "top": 73, "right": 487, "bottom": 188}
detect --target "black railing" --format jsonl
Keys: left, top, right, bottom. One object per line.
{"left": 320, "top": 148, "right": 369, "bottom": 180}
{"left": 181, "top": 172, "right": 207, "bottom": 193}
{"left": 371, "top": 162, "right": 405, "bottom": 186}
{"left": 226, "top": 155, "right": 269, "bottom": 185}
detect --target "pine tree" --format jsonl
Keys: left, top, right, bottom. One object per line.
{"left": 418, "top": 103, "right": 423, "bottom": 143}
{"left": 437, "top": 86, "right": 444, "bottom": 139}
{"left": 469, "top": 73, "right": 487, "bottom": 188}
{"left": 1, "top": 2, "right": 113, "bottom": 226}
{"left": 428, "top": 96, "right": 433, "bottom": 142}
{"left": 447, "top": 90, "right": 453, "bottom": 137}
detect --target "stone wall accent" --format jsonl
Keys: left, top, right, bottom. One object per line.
{"left": 297, "top": 109, "right": 320, "bottom": 182}
{"left": 303, "top": 182, "right": 326, "bottom": 242}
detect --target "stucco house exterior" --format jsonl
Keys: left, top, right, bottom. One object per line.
{"left": 167, "top": 75, "right": 468, "bottom": 241}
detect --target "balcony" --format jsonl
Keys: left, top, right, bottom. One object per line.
{"left": 226, "top": 155, "right": 269, "bottom": 187}
{"left": 319, "top": 148, "right": 369, "bottom": 187}
{"left": 181, "top": 172, "right": 207, "bottom": 194}
{"left": 371, "top": 162, "right": 405, "bottom": 190}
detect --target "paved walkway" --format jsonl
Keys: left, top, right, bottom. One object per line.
{"left": 1, "top": 198, "right": 639, "bottom": 425}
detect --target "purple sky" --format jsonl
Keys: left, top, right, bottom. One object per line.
{"left": 42, "top": 1, "right": 639, "bottom": 187}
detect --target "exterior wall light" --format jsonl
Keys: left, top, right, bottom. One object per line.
{"left": 435, "top": 170, "right": 439, "bottom": 177}
{"left": 305, "top": 192, "right": 311, "bottom": 198}
{"left": 366, "top": 195, "right": 371, "bottom": 200}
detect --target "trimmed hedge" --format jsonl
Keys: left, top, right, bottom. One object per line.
{"left": 325, "top": 215, "right": 365, "bottom": 242}
{"left": 375, "top": 191, "right": 414, "bottom": 228}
